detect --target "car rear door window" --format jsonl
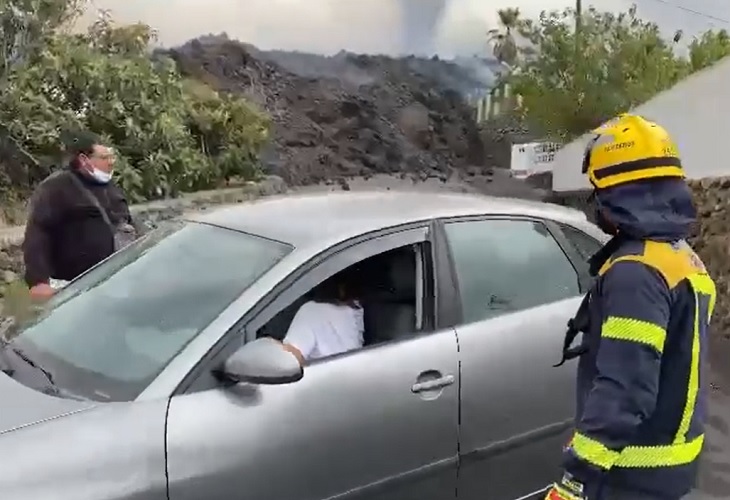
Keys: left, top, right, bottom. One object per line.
{"left": 444, "top": 218, "right": 581, "bottom": 323}
{"left": 558, "top": 223, "right": 603, "bottom": 261}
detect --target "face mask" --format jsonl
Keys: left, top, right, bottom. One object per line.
{"left": 90, "top": 168, "right": 112, "bottom": 184}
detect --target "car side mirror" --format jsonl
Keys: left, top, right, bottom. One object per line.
{"left": 219, "top": 337, "right": 303, "bottom": 385}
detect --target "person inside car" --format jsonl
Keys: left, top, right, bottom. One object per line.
{"left": 283, "top": 268, "right": 364, "bottom": 364}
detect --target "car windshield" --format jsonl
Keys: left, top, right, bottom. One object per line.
{"left": 7, "top": 220, "right": 292, "bottom": 402}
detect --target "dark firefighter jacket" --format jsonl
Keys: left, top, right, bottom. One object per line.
{"left": 22, "top": 166, "right": 132, "bottom": 287}
{"left": 562, "top": 178, "right": 716, "bottom": 498}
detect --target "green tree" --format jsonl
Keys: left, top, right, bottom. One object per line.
{"left": 0, "top": 0, "right": 83, "bottom": 192}
{"left": 0, "top": 0, "right": 82, "bottom": 79}
{"left": 0, "top": 6, "right": 269, "bottom": 200}
{"left": 688, "top": 29, "right": 730, "bottom": 72}
{"left": 508, "top": 5, "right": 730, "bottom": 140}
{"left": 488, "top": 8, "right": 521, "bottom": 66}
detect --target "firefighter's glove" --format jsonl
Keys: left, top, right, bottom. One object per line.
{"left": 544, "top": 473, "right": 588, "bottom": 500}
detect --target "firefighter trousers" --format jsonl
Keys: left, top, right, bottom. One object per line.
{"left": 599, "top": 484, "right": 685, "bottom": 500}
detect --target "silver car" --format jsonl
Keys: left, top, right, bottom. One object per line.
{"left": 0, "top": 191, "right": 607, "bottom": 500}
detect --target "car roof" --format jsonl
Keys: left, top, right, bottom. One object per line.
{"left": 186, "top": 190, "right": 588, "bottom": 247}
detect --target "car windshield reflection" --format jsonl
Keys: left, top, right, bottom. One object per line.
{"left": 5, "top": 220, "right": 292, "bottom": 402}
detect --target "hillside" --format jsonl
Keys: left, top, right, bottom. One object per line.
{"left": 163, "top": 35, "right": 537, "bottom": 195}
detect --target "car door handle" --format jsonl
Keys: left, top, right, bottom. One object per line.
{"left": 411, "top": 374, "right": 455, "bottom": 393}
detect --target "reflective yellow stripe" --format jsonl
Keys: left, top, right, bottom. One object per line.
{"left": 675, "top": 273, "right": 714, "bottom": 444}
{"left": 584, "top": 245, "right": 715, "bottom": 473}
{"left": 688, "top": 273, "right": 716, "bottom": 319}
{"left": 617, "top": 434, "right": 704, "bottom": 467}
{"left": 571, "top": 433, "right": 619, "bottom": 469}
{"left": 571, "top": 432, "right": 704, "bottom": 470}
{"left": 602, "top": 316, "right": 666, "bottom": 353}
{"left": 675, "top": 287, "right": 699, "bottom": 444}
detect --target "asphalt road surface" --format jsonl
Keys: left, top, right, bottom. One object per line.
{"left": 690, "top": 335, "right": 730, "bottom": 499}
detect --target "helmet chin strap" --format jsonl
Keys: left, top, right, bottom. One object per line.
{"left": 592, "top": 193, "right": 618, "bottom": 235}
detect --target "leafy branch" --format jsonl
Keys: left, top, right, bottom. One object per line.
{"left": 500, "top": 4, "right": 730, "bottom": 140}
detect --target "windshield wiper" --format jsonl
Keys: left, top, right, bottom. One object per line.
{"left": 0, "top": 341, "right": 89, "bottom": 401}
{"left": 0, "top": 342, "right": 57, "bottom": 394}
{"left": 0, "top": 336, "right": 14, "bottom": 376}
{"left": 0, "top": 333, "right": 55, "bottom": 387}
{"left": 11, "top": 347, "right": 55, "bottom": 386}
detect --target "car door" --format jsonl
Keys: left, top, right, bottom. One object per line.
{"left": 165, "top": 225, "right": 460, "bottom": 500}
{"left": 437, "top": 216, "right": 588, "bottom": 500}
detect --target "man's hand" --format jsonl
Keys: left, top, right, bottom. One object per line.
{"left": 281, "top": 342, "right": 305, "bottom": 366}
{"left": 29, "top": 283, "right": 55, "bottom": 301}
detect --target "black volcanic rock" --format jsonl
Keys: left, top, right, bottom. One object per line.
{"left": 165, "top": 38, "right": 506, "bottom": 186}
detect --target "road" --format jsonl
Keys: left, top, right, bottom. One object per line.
{"left": 691, "top": 336, "right": 730, "bottom": 499}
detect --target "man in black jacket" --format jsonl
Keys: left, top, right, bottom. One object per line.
{"left": 22, "top": 132, "right": 133, "bottom": 300}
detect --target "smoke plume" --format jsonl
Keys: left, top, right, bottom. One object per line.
{"left": 79, "top": 0, "right": 631, "bottom": 56}
{"left": 80, "top": 0, "right": 496, "bottom": 56}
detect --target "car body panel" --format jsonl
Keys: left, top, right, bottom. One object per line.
{"left": 186, "top": 191, "right": 588, "bottom": 251}
{"left": 0, "top": 371, "right": 94, "bottom": 434}
{"left": 0, "top": 192, "right": 602, "bottom": 500}
{"left": 0, "top": 398, "right": 168, "bottom": 500}
{"left": 166, "top": 329, "right": 460, "bottom": 500}
{"left": 143, "top": 194, "right": 589, "bottom": 400}
{"left": 455, "top": 298, "right": 581, "bottom": 500}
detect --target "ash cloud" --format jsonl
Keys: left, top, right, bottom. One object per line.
{"left": 79, "top": 0, "right": 581, "bottom": 56}
{"left": 80, "top": 0, "right": 643, "bottom": 57}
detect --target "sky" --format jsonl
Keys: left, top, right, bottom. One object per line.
{"left": 78, "top": 0, "right": 730, "bottom": 57}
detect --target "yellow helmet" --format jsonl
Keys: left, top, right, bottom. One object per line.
{"left": 582, "top": 114, "right": 684, "bottom": 189}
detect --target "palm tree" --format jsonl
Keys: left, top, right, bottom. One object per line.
{"left": 487, "top": 8, "right": 520, "bottom": 67}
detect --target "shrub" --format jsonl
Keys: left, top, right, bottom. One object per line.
{"left": 0, "top": 7, "right": 270, "bottom": 201}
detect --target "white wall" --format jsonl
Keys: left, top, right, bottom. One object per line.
{"left": 510, "top": 141, "right": 559, "bottom": 176}
{"left": 552, "top": 55, "right": 730, "bottom": 192}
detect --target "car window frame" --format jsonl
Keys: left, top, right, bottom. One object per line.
{"left": 176, "top": 221, "right": 450, "bottom": 395}
{"left": 554, "top": 222, "right": 605, "bottom": 281}
{"left": 434, "top": 214, "right": 588, "bottom": 327}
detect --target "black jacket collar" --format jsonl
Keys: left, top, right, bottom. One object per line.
{"left": 588, "top": 235, "right": 627, "bottom": 277}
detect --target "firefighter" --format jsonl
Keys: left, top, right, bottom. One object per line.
{"left": 546, "top": 114, "right": 715, "bottom": 500}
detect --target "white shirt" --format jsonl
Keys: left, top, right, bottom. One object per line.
{"left": 283, "top": 300, "right": 364, "bottom": 361}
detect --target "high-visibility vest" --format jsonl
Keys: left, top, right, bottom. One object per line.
{"left": 569, "top": 239, "right": 715, "bottom": 470}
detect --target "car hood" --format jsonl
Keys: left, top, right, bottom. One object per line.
{"left": 0, "top": 371, "right": 95, "bottom": 435}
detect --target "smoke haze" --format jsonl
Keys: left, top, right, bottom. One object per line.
{"left": 83, "top": 0, "right": 701, "bottom": 57}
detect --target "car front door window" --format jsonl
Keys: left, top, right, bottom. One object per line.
{"left": 444, "top": 218, "right": 581, "bottom": 323}
{"left": 166, "top": 226, "right": 459, "bottom": 500}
